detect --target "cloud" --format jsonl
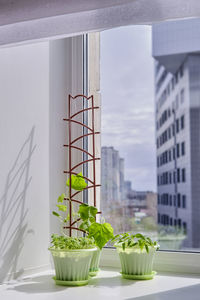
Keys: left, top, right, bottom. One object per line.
{"left": 100, "top": 25, "right": 157, "bottom": 192}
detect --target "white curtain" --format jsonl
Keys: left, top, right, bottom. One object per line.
{"left": 1, "top": 0, "right": 200, "bottom": 46}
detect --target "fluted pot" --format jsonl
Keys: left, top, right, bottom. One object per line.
{"left": 89, "top": 248, "right": 101, "bottom": 276}
{"left": 116, "top": 246, "right": 156, "bottom": 277}
{"left": 49, "top": 247, "right": 97, "bottom": 286}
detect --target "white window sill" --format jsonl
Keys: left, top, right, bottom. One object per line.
{"left": 1, "top": 267, "right": 200, "bottom": 300}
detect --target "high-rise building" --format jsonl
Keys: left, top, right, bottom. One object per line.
{"left": 101, "top": 146, "right": 125, "bottom": 211}
{"left": 152, "top": 18, "right": 200, "bottom": 248}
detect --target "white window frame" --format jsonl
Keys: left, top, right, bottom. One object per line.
{"left": 86, "top": 30, "right": 200, "bottom": 276}
{"left": 1, "top": 1, "right": 200, "bottom": 277}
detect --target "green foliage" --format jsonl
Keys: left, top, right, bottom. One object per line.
{"left": 88, "top": 222, "right": 114, "bottom": 250}
{"left": 66, "top": 172, "right": 87, "bottom": 191}
{"left": 78, "top": 203, "right": 98, "bottom": 232}
{"left": 52, "top": 193, "right": 67, "bottom": 223}
{"left": 50, "top": 234, "right": 96, "bottom": 250}
{"left": 57, "top": 193, "right": 66, "bottom": 203}
{"left": 112, "top": 232, "right": 160, "bottom": 253}
{"left": 52, "top": 173, "right": 114, "bottom": 250}
{"left": 56, "top": 204, "right": 67, "bottom": 212}
{"left": 52, "top": 211, "right": 60, "bottom": 218}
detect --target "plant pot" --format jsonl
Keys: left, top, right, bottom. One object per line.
{"left": 116, "top": 246, "right": 156, "bottom": 280}
{"left": 89, "top": 248, "right": 101, "bottom": 276}
{"left": 49, "top": 247, "right": 97, "bottom": 286}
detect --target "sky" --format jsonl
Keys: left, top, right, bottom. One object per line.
{"left": 100, "top": 25, "right": 157, "bottom": 192}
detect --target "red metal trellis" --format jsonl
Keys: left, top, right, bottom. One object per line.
{"left": 63, "top": 94, "right": 101, "bottom": 236}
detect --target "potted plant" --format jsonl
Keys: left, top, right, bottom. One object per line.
{"left": 49, "top": 235, "right": 96, "bottom": 286}
{"left": 78, "top": 203, "right": 114, "bottom": 276}
{"left": 49, "top": 173, "right": 97, "bottom": 286}
{"left": 49, "top": 172, "right": 114, "bottom": 284}
{"left": 112, "top": 233, "right": 159, "bottom": 280}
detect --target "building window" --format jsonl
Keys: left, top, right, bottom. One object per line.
{"left": 177, "top": 168, "right": 180, "bottom": 183}
{"left": 172, "top": 123, "right": 175, "bottom": 136}
{"left": 182, "top": 195, "right": 186, "bottom": 208}
{"left": 181, "top": 115, "right": 185, "bottom": 129}
{"left": 168, "top": 127, "right": 171, "bottom": 139}
{"left": 183, "top": 222, "right": 187, "bottom": 234}
{"left": 176, "top": 119, "right": 179, "bottom": 133}
{"left": 180, "top": 65, "right": 184, "bottom": 77}
{"left": 182, "top": 168, "right": 186, "bottom": 182}
{"left": 169, "top": 172, "right": 172, "bottom": 184}
{"left": 178, "top": 218, "right": 182, "bottom": 227}
{"left": 176, "top": 143, "right": 180, "bottom": 158}
{"left": 173, "top": 147, "right": 176, "bottom": 160}
{"left": 181, "top": 142, "right": 185, "bottom": 155}
{"left": 169, "top": 149, "right": 172, "bottom": 161}
{"left": 178, "top": 193, "right": 181, "bottom": 207}
{"left": 170, "top": 195, "right": 172, "bottom": 206}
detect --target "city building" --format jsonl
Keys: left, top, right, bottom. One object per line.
{"left": 101, "top": 146, "right": 125, "bottom": 212}
{"left": 152, "top": 18, "right": 200, "bottom": 248}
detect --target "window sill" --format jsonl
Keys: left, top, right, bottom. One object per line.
{"left": 101, "top": 247, "right": 200, "bottom": 275}
{"left": 1, "top": 267, "right": 200, "bottom": 300}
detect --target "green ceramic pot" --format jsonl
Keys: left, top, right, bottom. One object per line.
{"left": 49, "top": 247, "right": 97, "bottom": 285}
{"left": 89, "top": 248, "right": 101, "bottom": 276}
{"left": 116, "top": 246, "right": 156, "bottom": 277}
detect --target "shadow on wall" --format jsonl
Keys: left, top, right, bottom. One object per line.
{"left": 0, "top": 127, "right": 36, "bottom": 283}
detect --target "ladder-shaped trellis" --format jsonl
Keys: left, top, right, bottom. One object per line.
{"left": 63, "top": 94, "right": 101, "bottom": 236}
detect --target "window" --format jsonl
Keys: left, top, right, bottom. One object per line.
{"left": 182, "top": 168, "right": 186, "bottom": 182}
{"left": 181, "top": 142, "right": 185, "bottom": 155}
{"left": 101, "top": 20, "right": 200, "bottom": 254}
{"left": 177, "top": 168, "right": 180, "bottom": 183}
{"left": 176, "top": 119, "right": 179, "bottom": 133}
{"left": 177, "top": 143, "right": 180, "bottom": 158}
{"left": 181, "top": 115, "right": 185, "bottom": 129}
{"left": 183, "top": 222, "right": 187, "bottom": 234}
{"left": 172, "top": 123, "right": 175, "bottom": 136}
{"left": 169, "top": 149, "right": 172, "bottom": 161}
{"left": 178, "top": 193, "right": 181, "bottom": 207}
{"left": 170, "top": 195, "right": 173, "bottom": 206}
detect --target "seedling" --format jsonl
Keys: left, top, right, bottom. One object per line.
{"left": 112, "top": 232, "right": 160, "bottom": 252}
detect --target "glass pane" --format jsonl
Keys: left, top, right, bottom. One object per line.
{"left": 100, "top": 19, "right": 200, "bottom": 252}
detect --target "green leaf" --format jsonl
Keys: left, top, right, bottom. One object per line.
{"left": 122, "top": 242, "right": 125, "bottom": 251}
{"left": 88, "top": 222, "right": 114, "bottom": 249}
{"left": 66, "top": 172, "right": 87, "bottom": 191}
{"left": 57, "top": 193, "right": 66, "bottom": 203}
{"left": 145, "top": 244, "right": 149, "bottom": 253}
{"left": 52, "top": 211, "right": 60, "bottom": 217}
{"left": 79, "top": 220, "right": 90, "bottom": 232}
{"left": 78, "top": 203, "right": 98, "bottom": 221}
{"left": 56, "top": 204, "right": 67, "bottom": 212}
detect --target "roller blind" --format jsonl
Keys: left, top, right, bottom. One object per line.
{"left": 1, "top": 0, "right": 200, "bottom": 46}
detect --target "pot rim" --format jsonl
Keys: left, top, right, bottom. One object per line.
{"left": 48, "top": 247, "right": 97, "bottom": 252}
{"left": 115, "top": 245, "right": 157, "bottom": 252}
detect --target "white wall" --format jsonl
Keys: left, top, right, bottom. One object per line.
{"left": 0, "top": 35, "right": 86, "bottom": 282}
{"left": 0, "top": 42, "right": 50, "bottom": 282}
{"left": 0, "top": 34, "right": 99, "bottom": 282}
